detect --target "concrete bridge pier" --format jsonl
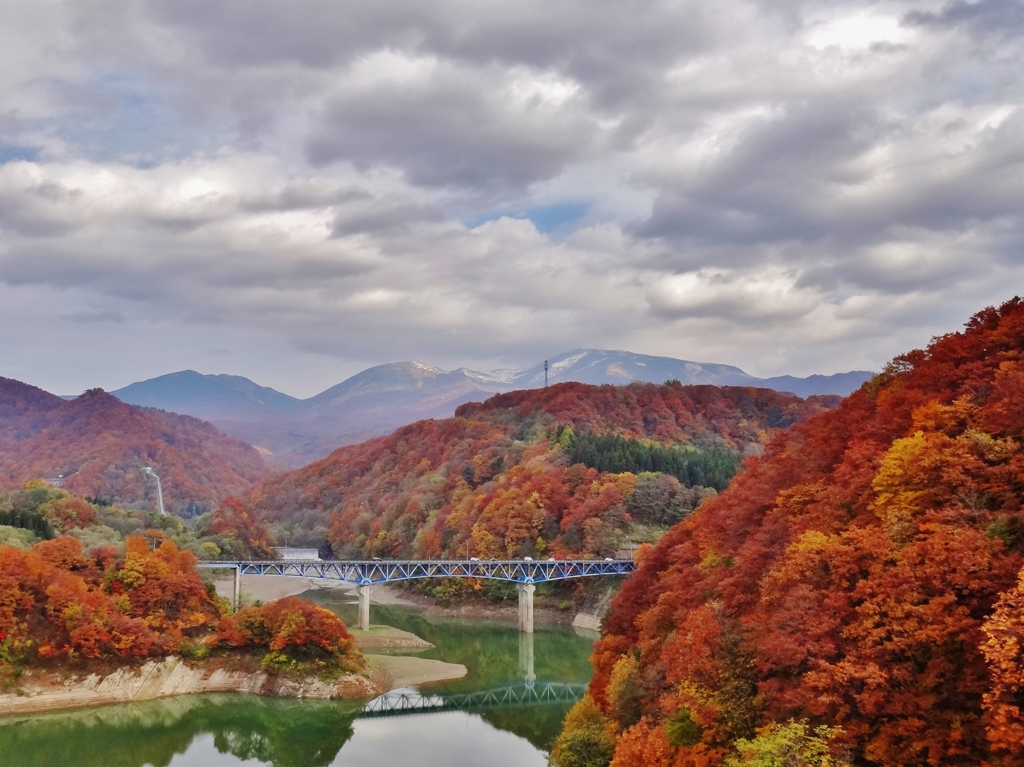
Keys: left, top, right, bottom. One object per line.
{"left": 358, "top": 585, "right": 372, "bottom": 631}
{"left": 517, "top": 583, "right": 535, "bottom": 634}
{"left": 518, "top": 632, "right": 536, "bottom": 682}
{"left": 233, "top": 566, "right": 241, "bottom": 611}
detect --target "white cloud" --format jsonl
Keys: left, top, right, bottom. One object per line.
{"left": 806, "top": 13, "right": 915, "bottom": 50}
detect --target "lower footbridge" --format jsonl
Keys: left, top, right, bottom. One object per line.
{"left": 360, "top": 681, "right": 587, "bottom": 718}
{"left": 197, "top": 558, "right": 634, "bottom": 632}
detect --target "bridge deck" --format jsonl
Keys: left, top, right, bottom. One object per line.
{"left": 197, "top": 558, "right": 634, "bottom": 585}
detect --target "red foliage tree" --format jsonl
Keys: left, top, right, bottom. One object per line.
{"left": 587, "top": 298, "right": 1024, "bottom": 766}
{"left": 202, "top": 496, "right": 275, "bottom": 559}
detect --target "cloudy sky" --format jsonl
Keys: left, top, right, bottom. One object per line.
{"left": 1, "top": 0, "right": 1021, "bottom": 397}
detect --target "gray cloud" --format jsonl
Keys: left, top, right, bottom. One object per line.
{"left": 241, "top": 183, "right": 372, "bottom": 213}
{"left": 147, "top": 0, "right": 713, "bottom": 93}
{"left": 306, "top": 58, "right": 608, "bottom": 190}
{"left": 0, "top": 0, "right": 1022, "bottom": 396}
{"left": 61, "top": 309, "right": 126, "bottom": 324}
{"left": 905, "top": 0, "right": 1024, "bottom": 39}
{"left": 331, "top": 195, "right": 449, "bottom": 237}
{"left": 637, "top": 98, "right": 890, "bottom": 242}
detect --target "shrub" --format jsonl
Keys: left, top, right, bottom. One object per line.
{"left": 549, "top": 695, "right": 616, "bottom": 767}
{"left": 215, "top": 597, "right": 363, "bottom": 676}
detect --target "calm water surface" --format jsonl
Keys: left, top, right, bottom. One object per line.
{"left": 0, "top": 592, "right": 596, "bottom": 767}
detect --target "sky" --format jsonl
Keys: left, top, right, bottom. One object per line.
{"left": 1, "top": 0, "right": 1022, "bottom": 397}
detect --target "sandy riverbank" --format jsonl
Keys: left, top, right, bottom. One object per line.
{"left": 0, "top": 657, "right": 375, "bottom": 717}
{"left": 367, "top": 655, "right": 465, "bottom": 689}
{"left": 212, "top": 574, "right": 418, "bottom": 607}
{"left": 350, "top": 626, "right": 435, "bottom": 652}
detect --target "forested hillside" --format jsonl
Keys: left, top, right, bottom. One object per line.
{"left": 0, "top": 381, "right": 268, "bottom": 515}
{"left": 553, "top": 298, "right": 1024, "bottom": 767}
{"left": 254, "top": 382, "right": 835, "bottom": 560}
{"left": 0, "top": 481, "right": 274, "bottom": 561}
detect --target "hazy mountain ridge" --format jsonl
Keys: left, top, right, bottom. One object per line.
{"left": 112, "top": 370, "right": 301, "bottom": 420}
{"left": 758, "top": 370, "right": 880, "bottom": 398}
{"left": 112, "top": 350, "right": 874, "bottom": 466}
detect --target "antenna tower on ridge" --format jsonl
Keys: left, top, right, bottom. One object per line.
{"left": 544, "top": 360, "right": 549, "bottom": 388}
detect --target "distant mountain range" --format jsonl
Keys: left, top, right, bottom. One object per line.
{"left": 111, "top": 350, "right": 873, "bottom": 466}
{"left": 463, "top": 349, "right": 874, "bottom": 396}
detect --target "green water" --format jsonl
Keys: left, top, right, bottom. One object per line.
{"left": 0, "top": 593, "right": 597, "bottom": 767}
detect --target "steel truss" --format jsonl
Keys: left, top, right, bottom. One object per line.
{"left": 197, "top": 558, "right": 634, "bottom": 585}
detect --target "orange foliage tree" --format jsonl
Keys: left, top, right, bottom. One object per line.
{"left": 0, "top": 535, "right": 219, "bottom": 664}
{"left": 981, "top": 566, "right": 1024, "bottom": 760}
{"left": 609, "top": 720, "right": 674, "bottom": 767}
{"left": 38, "top": 495, "right": 96, "bottom": 532}
{"left": 0, "top": 534, "right": 364, "bottom": 683}
{"left": 215, "top": 596, "right": 361, "bottom": 673}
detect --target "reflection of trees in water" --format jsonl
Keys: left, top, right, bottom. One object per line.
{"left": 481, "top": 702, "right": 575, "bottom": 753}
{"left": 0, "top": 691, "right": 567, "bottom": 766}
{"left": 209, "top": 700, "right": 355, "bottom": 767}
{"left": 0, "top": 694, "right": 360, "bottom": 767}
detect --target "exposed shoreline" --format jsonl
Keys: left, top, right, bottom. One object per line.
{"left": 368, "top": 654, "right": 466, "bottom": 689}
{"left": 0, "top": 620, "right": 466, "bottom": 718}
{"left": 1, "top": 573, "right": 597, "bottom": 719}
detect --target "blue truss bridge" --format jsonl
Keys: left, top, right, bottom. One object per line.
{"left": 359, "top": 681, "right": 586, "bottom": 718}
{"left": 196, "top": 558, "right": 635, "bottom": 632}
{"left": 197, "top": 558, "right": 634, "bottom": 585}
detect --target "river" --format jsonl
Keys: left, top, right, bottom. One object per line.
{"left": 0, "top": 593, "right": 596, "bottom": 767}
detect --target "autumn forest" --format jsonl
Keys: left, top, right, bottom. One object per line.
{"left": 570, "top": 297, "right": 1024, "bottom": 766}
{"left": 2, "top": 298, "right": 1024, "bottom": 766}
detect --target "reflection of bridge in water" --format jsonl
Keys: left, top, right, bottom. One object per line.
{"left": 359, "top": 630, "right": 586, "bottom": 718}
{"left": 198, "top": 558, "right": 634, "bottom": 632}
{"left": 360, "top": 682, "right": 587, "bottom": 718}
